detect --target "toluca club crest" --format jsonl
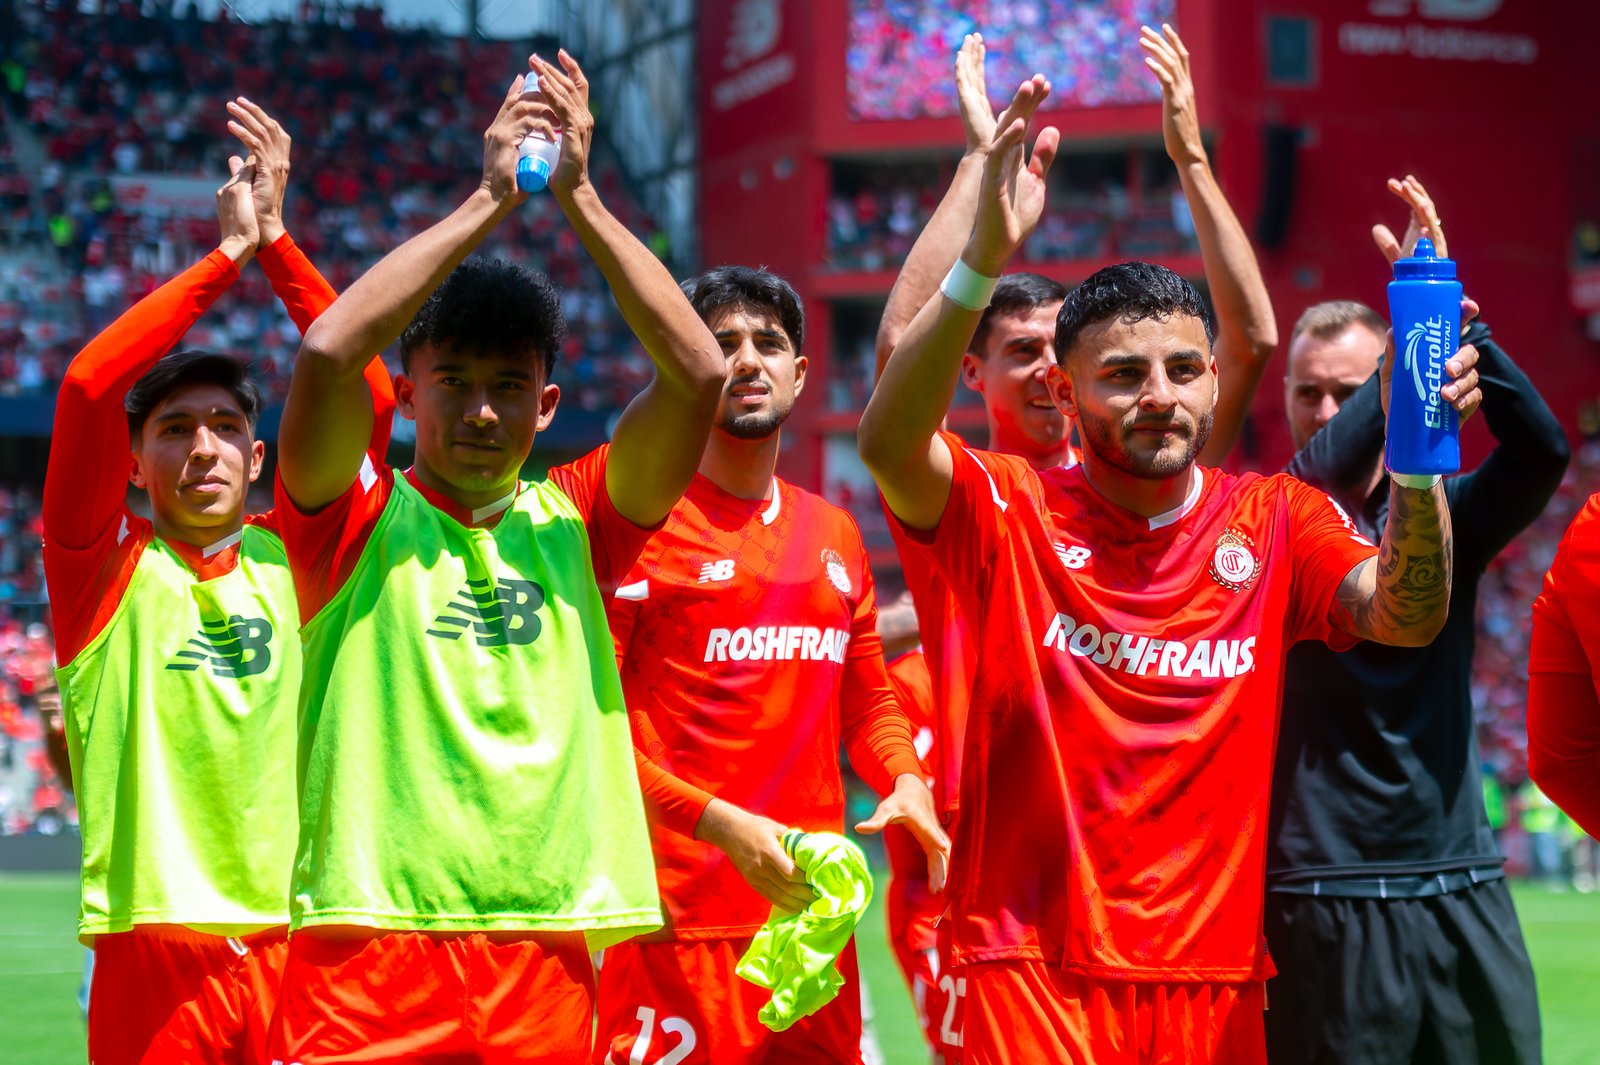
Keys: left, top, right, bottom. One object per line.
{"left": 1210, "top": 529, "right": 1260, "bottom": 592}
{"left": 821, "top": 548, "right": 852, "bottom": 597}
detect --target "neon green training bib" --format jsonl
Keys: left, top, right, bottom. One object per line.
{"left": 57, "top": 527, "right": 300, "bottom": 942}
{"left": 292, "top": 473, "right": 661, "bottom": 948}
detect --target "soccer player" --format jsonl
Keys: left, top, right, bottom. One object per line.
{"left": 1267, "top": 177, "right": 1559, "bottom": 1064}
{"left": 1528, "top": 538, "right": 1600, "bottom": 835}
{"left": 42, "top": 102, "right": 392, "bottom": 1064}
{"left": 594, "top": 265, "right": 947, "bottom": 1064}
{"left": 871, "top": 26, "right": 1278, "bottom": 1054}
{"left": 269, "top": 53, "right": 724, "bottom": 1062}
{"left": 857, "top": 78, "right": 1473, "bottom": 1062}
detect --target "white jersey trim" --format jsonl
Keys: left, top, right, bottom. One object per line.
{"left": 964, "top": 448, "right": 1009, "bottom": 514}
{"left": 615, "top": 579, "right": 650, "bottom": 601}
{"left": 471, "top": 487, "right": 518, "bottom": 525}
{"left": 760, "top": 479, "right": 782, "bottom": 526}
{"left": 201, "top": 529, "right": 243, "bottom": 558}
{"left": 1147, "top": 468, "right": 1204, "bottom": 531}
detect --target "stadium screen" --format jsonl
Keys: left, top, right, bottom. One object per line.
{"left": 847, "top": 0, "right": 1177, "bottom": 120}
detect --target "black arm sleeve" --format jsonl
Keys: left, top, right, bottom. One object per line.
{"left": 1283, "top": 372, "right": 1384, "bottom": 495}
{"left": 1446, "top": 319, "right": 1571, "bottom": 573}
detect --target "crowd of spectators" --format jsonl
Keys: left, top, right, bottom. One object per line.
{"left": 0, "top": 479, "right": 64, "bottom": 836}
{"left": 0, "top": 0, "right": 666, "bottom": 412}
{"left": 826, "top": 168, "right": 1196, "bottom": 275}
{"left": 846, "top": 0, "right": 1172, "bottom": 121}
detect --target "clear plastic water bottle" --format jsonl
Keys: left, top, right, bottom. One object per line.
{"left": 1385, "top": 237, "right": 1462, "bottom": 476}
{"left": 516, "top": 74, "right": 562, "bottom": 194}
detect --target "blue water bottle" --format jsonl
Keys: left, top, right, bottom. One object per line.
{"left": 1385, "top": 237, "right": 1462, "bottom": 476}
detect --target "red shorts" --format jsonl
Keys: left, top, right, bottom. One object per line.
{"left": 271, "top": 928, "right": 595, "bottom": 1064}
{"left": 88, "top": 925, "right": 288, "bottom": 1065}
{"left": 593, "top": 938, "right": 864, "bottom": 1065}
{"left": 964, "top": 960, "right": 1267, "bottom": 1065}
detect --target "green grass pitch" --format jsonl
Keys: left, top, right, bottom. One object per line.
{"left": 2, "top": 873, "right": 1594, "bottom": 1064}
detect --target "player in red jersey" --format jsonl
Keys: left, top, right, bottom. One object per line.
{"left": 858, "top": 71, "right": 1473, "bottom": 1062}
{"left": 1529, "top": 494, "right": 1600, "bottom": 838}
{"left": 42, "top": 102, "right": 392, "bottom": 1065}
{"left": 871, "top": 28, "right": 1279, "bottom": 1056}
{"left": 594, "top": 266, "right": 948, "bottom": 1065}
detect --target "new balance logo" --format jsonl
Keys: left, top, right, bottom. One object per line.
{"left": 426, "top": 577, "right": 544, "bottom": 647}
{"left": 698, "top": 559, "right": 736, "bottom": 583}
{"left": 1054, "top": 543, "right": 1093, "bottom": 570}
{"left": 166, "top": 615, "right": 274, "bottom": 678}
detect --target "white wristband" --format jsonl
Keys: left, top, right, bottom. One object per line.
{"left": 1389, "top": 471, "right": 1442, "bottom": 490}
{"left": 940, "top": 259, "right": 999, "bottom": 311}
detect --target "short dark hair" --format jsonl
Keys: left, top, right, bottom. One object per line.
{"left": 971, "top": 272, "right": 1067, "bottom": 354}
{"left": 1054, "top": 261, "right": 1215, "bottom": 363}
{"left": 400, "top": 257, "right": 566, "bottom": 377}
{"left": 125, "top": 350, "right": 263, "bottom": 440}
{"left": 681, "top": 265, "right": 805, "bottom": 352}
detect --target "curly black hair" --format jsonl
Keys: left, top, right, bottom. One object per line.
{"left": 1054, "top": 261, "right": 1215, "bottom": 364}
{"left": 681, "top": 265, "right": 805, "bottom": 352}
{"left": 400, "top": 257, "right": 567, "bottom": 378}
{"left": 125, "top": 350, "right": 262, "bottom": 440}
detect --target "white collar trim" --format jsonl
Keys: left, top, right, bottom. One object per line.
{"left": 1147, "top": 468, "right": 1204, "bottom": 531}
{"left": 201, "top": 529, "right": 243, "bottom": 558}
{"left": 760, "top": 480, "right": 781, "bottom": 526}
{"left": 471, "top": 487, "right": 518, "bottom": 525}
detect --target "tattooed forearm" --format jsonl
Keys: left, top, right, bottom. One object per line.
{"left": 1335, "top": 480, "right": 1452, "bottom": 646}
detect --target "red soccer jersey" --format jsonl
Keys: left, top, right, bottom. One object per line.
{"left": 889, "top": 431, "right": 1080, "bottom": 815}
{"left": 611, "top": 475, "right": 921, "bottom": 940}
{"left": 42, "top": 236, "right": 393, "bottom": 664}
{"left": 1528, "top": 492, "right": 1600, "bottom": 836}
{"left": 891, "top": 448, "right": 1376, "bottom": 981}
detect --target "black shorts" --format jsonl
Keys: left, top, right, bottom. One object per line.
{"left": 1262, "top": 878, "right": 1541, "bottom": 1065}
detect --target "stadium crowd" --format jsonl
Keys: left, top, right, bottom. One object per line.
{"left": 0, "top": 0, "right": 664, "bottom": 411}
{"left": 846, "top": 0, "right": 1172, "bottom": 120}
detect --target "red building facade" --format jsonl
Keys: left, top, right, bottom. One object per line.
{"left": 697, "top": 0, "right": 1600, "bottom": 557}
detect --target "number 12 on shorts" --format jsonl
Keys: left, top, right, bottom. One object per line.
{"left": 613, "top": 1005, "right": 698, "bottom": 1065}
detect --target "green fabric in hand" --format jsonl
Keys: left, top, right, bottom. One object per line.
{"left": 735, "top": 830, "right": 874, "bottom": 1031}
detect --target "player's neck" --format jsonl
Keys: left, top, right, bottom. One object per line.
{"left": 150, "top": 509, "right": 245, "bottom": 553}
{"left": 1079, "top": 455, "right": 1198, "bottom": 520}
{"left": 989, "top": 418, "right": 1072, "bottom": 471}
{"left": 700, "top": 428, "right": 780, "bottom": 501}
{"left": 410, "top": 457, "right": 519, "bottom": 513}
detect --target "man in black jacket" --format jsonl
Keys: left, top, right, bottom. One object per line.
{"left": 1266, "top": 177, "right": 1566, "bottom": 1065}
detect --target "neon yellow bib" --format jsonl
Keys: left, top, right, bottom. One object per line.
{"left": 57, "top": 527, "right": 300, "bottom": 941}
{"left": 292, "top": 473, "right": 661, "bottom": 948}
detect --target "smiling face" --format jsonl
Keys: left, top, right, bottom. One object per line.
{"left": 130, "top": 383, "right": 264, "bottom": 542}
{"left": 964, "top": 301, "right": 1069, "bottom": 459}
{"left": 710, "top": 305, "right": 806, "bottom": 440}
{"left": 396, "top": 343, "right": 560, "bottom": 506}
{"left": 1051, "top": 312, "right": 1217, "bottom": 480}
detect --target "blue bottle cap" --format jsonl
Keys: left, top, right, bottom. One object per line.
{"left": 1393, "top": 237, "right": 1456, "bottom": 280}
{"left": 516, "top": 154, "right": 551, "bottom": 193}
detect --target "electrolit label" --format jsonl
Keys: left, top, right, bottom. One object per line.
{"left": 1403, "top": 313, "right": 1452, "bottom": 430}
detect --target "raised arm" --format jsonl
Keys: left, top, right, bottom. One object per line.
{"left": 1330, "top": 303, "right": 1480, "bottom": 646}
{"left": 229, "top": 97, "right": 396, "bottom": 455}
{"left": 533, "top": 51, "right": 722, "bottom": 528}
{"left": 280, "top": 76, "right": 538, "bottom": 511}
{"left": 44, "top": 154, "right": 257, "bottom": 550}
{"left": 873, "top": 33, "right": 996, "bottom": 378}
{"left": 1140, "top": 24, "right": 1276, "bottom": 463}
{"left": 859, "top": 78, "right": 1059, "bottom": 530}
